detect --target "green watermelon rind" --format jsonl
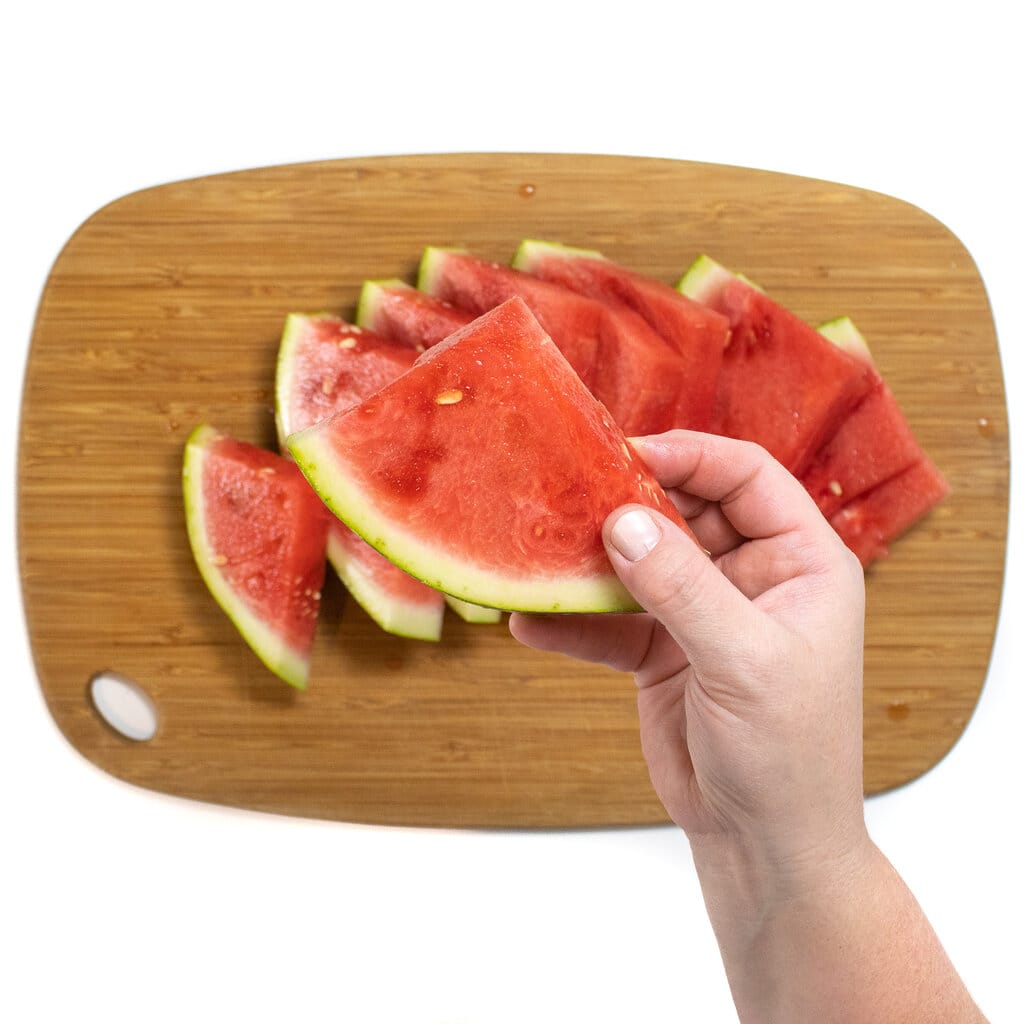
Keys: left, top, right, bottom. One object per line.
{"left": 444, "top": 596, "right": 503, "bottom": 624}
{"left": 182, "top": 424, "right": 311, "bottom": 690}
{"left": 511, "top": 238, "right": 607, "bottom": 270}
{"left": 274, "top": 312, "right": 312, "bottom": 448}
{"left": 676, "top": 254, "right": 763, "bottom": 299}
{"left": 286, "top": 424, "right": 640, "bottom": 614}
{"left": 354, "top": 278, "right": 406, "bottom": 331}
{"left": 325, "top": 529, "right": 444, "bottom": 641}
{"left": 817, "top": 315, "right": 874, "bottom": 365}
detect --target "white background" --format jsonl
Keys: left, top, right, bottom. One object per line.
{"left": 3, "top": 3, "right": 1020, "bottom": 1021}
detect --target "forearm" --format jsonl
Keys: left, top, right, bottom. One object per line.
{"left": 690, "top": 833, "right": 987, "bottom": 1024}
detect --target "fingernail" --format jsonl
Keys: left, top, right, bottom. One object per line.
{"left": 609, "top": 509, "right": 661, "bottom": 562}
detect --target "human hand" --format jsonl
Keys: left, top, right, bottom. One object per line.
{"left": 510, "top": 430, "right": 868, "bottom": 874}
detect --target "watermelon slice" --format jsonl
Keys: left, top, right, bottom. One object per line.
{"left": 418, "top": 247, "right": 692, "bottom": 437}
{"left": 182, "top": 424, "right": 329, "bottom": 689}
{"left": 799, "top": 317, "right": 927, "bottom": 518}
{"left": 512, "top": 239, "right": 730, "bottom": 431}
{"left": 678, "top": 255, "right": 873, "bottom": 475}
{"left": 444, "top": 596, "right": 503, "bottom": 624}
{"left": 286, "top": 298, "right": 696, "bottom": 613}
{"left": 274, "top": 313, "right": 446, "bottom": 641}
{"left": 356, "top": 278, "right": 473, "bottom": 348}
{"left": 829, "top": 457, "right": 949, "bottom": 566}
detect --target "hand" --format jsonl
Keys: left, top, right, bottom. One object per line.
{"left": 510, "top": 429, "right": 868, "bottom": 873}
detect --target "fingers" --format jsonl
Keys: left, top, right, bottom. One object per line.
{"left": 507, "top": 611, "right": 656, "bottom": 675}
{"left": 629, "top": 431, "right": 830, "bottom": 546}
{"left": 604, "top": 503, "right": 769, "bottom": 679}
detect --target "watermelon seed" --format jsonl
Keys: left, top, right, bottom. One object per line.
{"left": 212, "top": 553, "right": 228, "bottom": 566}
{"left": 435, "top": 389, "right": 463, "bottom": 405}
{"left": 338, "top": 337, "right": 358, "bottom": 350}
{"left": 321, "top": 375, "right": 336, "bottom": 395}
{"left": 828, "top": 480, "right": 844, "bottom": 497}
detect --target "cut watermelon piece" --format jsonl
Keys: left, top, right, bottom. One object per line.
{"left": 829, "top": 457, "right": 949, "bottom": 566}
{"left": 356, "top": 278, "right": 473, "bottom": 349}
{"left": 512, "top": 239, "right": 730, "bottom": 431}
{"left": 444, "top": 596, "right": 503, "bottom": 624}
{"left": 287, "top": 297, "right": 696, "bottom": 613}
{"left": 182, "top": 424, "right": 329, "bottom": 689}
{"left": 418, "top": 247, "right": 691, "bottom": 437}
{"left": 799, "top": 317, "right": 926, "bottom": 518}
{"left": 678, "top": 255, "right": 873, "bottom": 475}
{"left": 274, "top": 313, "right": 446, "bottom": 641}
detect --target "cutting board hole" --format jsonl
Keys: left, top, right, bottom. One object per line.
{"left": 89, "top": 672, "right": 159, "bottom": 741}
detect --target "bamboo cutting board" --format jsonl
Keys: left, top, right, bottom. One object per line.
{"left": 19, "top": 154, "right": 1007, "bottom": 827}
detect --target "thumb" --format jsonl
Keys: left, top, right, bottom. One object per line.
{"left": 603, "top": 505, "right": 764, "bottom": 678}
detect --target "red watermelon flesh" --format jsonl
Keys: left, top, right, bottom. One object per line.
{"left": 183, "top": 425, "right": 329, "bottom": 688}
{"left": 829, "top": 457, "right": 949, "bottom": 566}
{"left": 678, "top": 256, "right": 873, "bottom": 475}
{"left": 274, "top": 313, "right": 446, "bottom": 640}
{"left": 512, "top": 239, "right": 730, "bottom": 431}
{"left": 800, "top": 317, "right": 927, "bottom": 519}
{"left": 418, "top": 248, "right": 691, "bottom": 437}
{"left": 287, "top": 297, "right": 698, "bottom": 613}
{"left": 356, "top": 278, "right": 473, "bottom": 348}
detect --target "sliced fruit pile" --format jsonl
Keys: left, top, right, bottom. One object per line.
{"left": 183, "top": 241, "right": 947, "bottom": 687}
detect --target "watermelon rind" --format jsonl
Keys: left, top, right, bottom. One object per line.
{"left": 354, "top": 278, "right": 403, "bottom": 331}
{"left": 286, "top": 420, "right": 639, "bottom": 613}
{"left": 416, "top": 245, "right": 467, "bottom": 293}
{"left": 444, "top": 596, "right": 503, "bottom": 624}
{"left": 676, "top": 254, "right": 731, "bottom": 301}
{"left": 817, "top": 316, "right": 874, "bottom": 365}
{"left": 274, "top": 312, "right": 313, "bottom": 448}
{"left": 325, "top": 528, "right": 444, "bottom": 640}
{"left": 182, "top": 424, "right": 311, "bottom": 689}
{"left": 511, "top": 238, "right": 607, "bottom": 269}
{"left": 676, "top": 255, "right": 763, "bottom": 298}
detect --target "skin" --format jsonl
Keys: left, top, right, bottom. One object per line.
{"left": 510, "top": 430, "right": 986, "bottom": 1024}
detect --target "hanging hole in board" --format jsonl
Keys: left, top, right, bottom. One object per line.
{"left": 89, "top": 672, "right": 159, "bottom": 742}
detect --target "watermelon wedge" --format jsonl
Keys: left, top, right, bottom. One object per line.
{"left": 678, "top": 255, "right": 873, "bottom": 475}
{"left": 829, "top": 457, "right": 949, "bottom": 566}
{"left": 799, "top": 317, "right": 927, "bottom": 518}
{"left": 274, "top": 313, "right": 446, "bottom": 641}
{"left": 418, "top": 247, "right": 692, "bottom": 437}
{"left": 286, "top": 298, "right": 696, "bottom": 613}
{"left": 182, "top": 424, "right": 329, "bottom": 689}
{"left": 356, "top": 278, "right": 473, "bottom": 348}
{"left": 512, "top": 239, "right": 730, "bottom": 431}
{"left": 444, "top": 596, "right": 503, "bottom": 624}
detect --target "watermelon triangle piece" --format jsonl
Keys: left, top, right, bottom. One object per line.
{"left": 286, "top": 297, "right": 697, "bottom": 613}
{"left": 356, "top": 278, "right": 473, "bottom": 349}
{"left": 512, "top": 239, "right": 730, "bottom": 431}
{"left": 678, "top": 256, "right": 874, "bottom": 475}
{"left": 799, "top": 317, "right": 927, "bottom": 518}
{"left": 274, "top": 313, "right": 446, "bottom": 641}
{"left": 182, "top": 424, "right": 330, "bottom": 689}
{"left": 829, "top": 457, "right": 949, "bottom": 566}
{"left": 418, "top": 247, "right": 692, "bottom": 437}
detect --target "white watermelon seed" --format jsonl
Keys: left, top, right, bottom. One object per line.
{"left": 435, "top": 389, "right": 463, "bottom": 405}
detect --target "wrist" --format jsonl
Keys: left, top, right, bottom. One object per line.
{"left": 688, "top": 819, "right": 876, "bottom": 933}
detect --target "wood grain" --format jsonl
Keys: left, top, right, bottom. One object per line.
{"left": 18, "top": 154, "right": 1008, "bottom": 827}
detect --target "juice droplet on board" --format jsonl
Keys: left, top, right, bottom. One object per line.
{"left": 518, "top": 183, "right": 536, "bottom": 198}
{"left": 977, "top": 416, "right": 995, "bottom": 438}
{"left": 887, "top": 701, "right": 910, "bottom": 722}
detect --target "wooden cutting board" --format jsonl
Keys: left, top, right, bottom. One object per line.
{"left": 19, "top": 153, "right": 1008, "bottom": 827}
